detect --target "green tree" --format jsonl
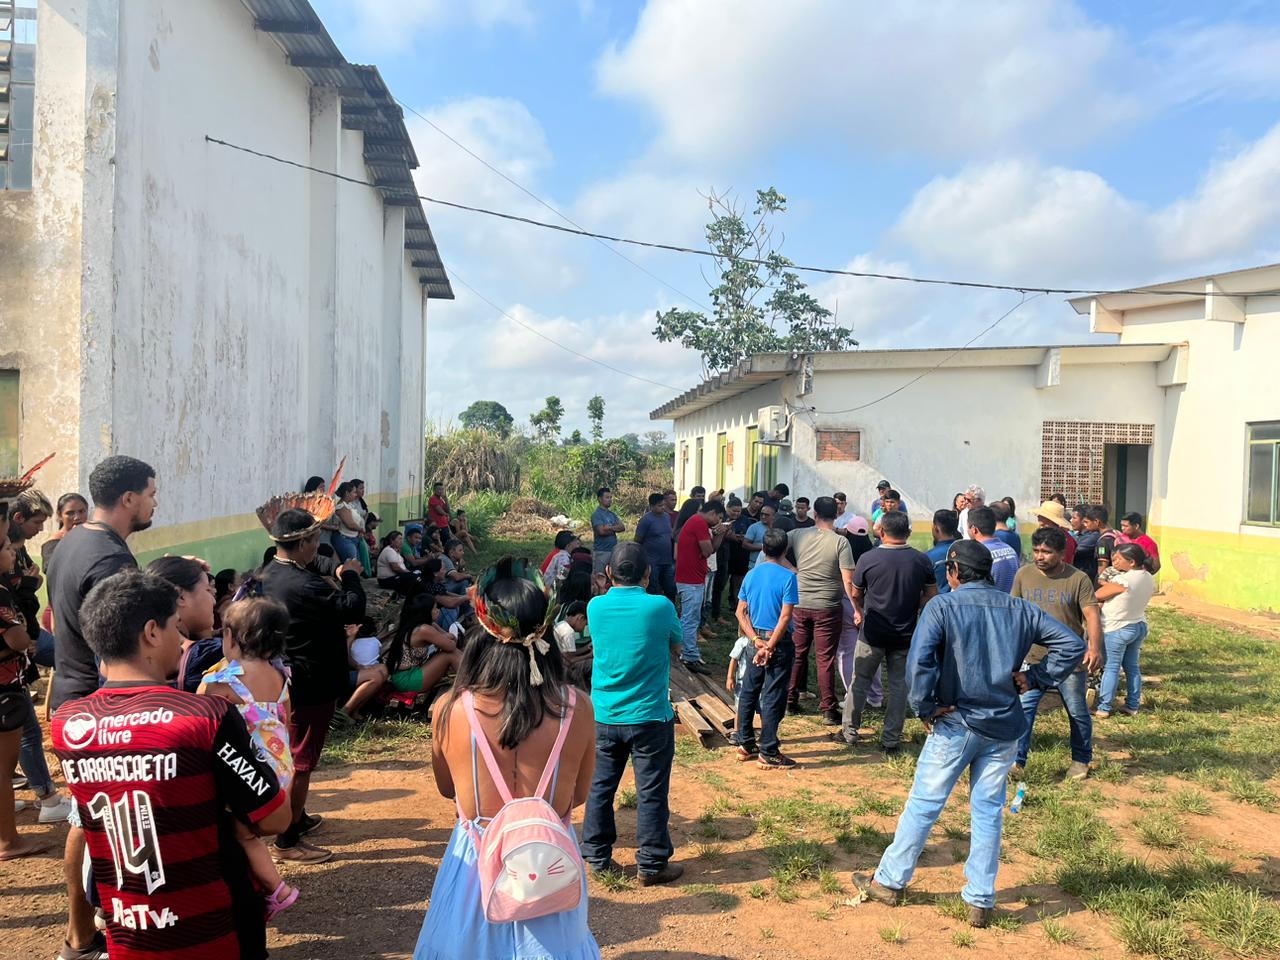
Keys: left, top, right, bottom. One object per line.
{"left": 458, "top": 399, "right": 514, "bottom": 436}
{"left": 529, "top": 395, "right": 565, "bottom": 442}
{"left": 567, "top": 429, "right": 585, "bottom": 446}
{"left": 654, "top": 187, "right": 855, "bottom": 373}
{"left": 587, "top": 395, "right": 606, "bottom": 442}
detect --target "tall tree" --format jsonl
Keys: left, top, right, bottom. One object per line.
{"left": 458, "top": 399, "right": 514, "bottom": 436}
{"left": 587, "top": 395, "right": 606, "bottom": 443}
{"left": 653, "top": 187, "right": 855, "bottom": 374}
{"left": 529, "top": 395, "right": 565, "bottom": 442}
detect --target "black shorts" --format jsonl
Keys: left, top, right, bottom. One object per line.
{"left": 0, "top": 685, "right": 34, "bottom": 733}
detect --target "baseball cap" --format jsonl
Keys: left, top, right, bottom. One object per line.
{"left": 844, "top": 515, "right": 869, "bottom": 536}
{"left": 946, "top": 539, "right": 993, "bottom": 574}
{"left": 779, "top": 498, "right": 794, "bottom": 512}
{"left": 876, "top": 480, "right": 891, "bottom": 490}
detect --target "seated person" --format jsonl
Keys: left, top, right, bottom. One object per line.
{"left": 553, "top": 600, "right": 593, "bottom": 690}
{"left": 418, "top": 558, "right": 470, "bottom": 631}
{"left": 440, "top": 540, "right": 473, "bottom": 596}
{"left": 385, "top": 593, "right": 460, "bottom": 697}
{"left": 336, "top": 619, "right": 389, "bottom": 725}
{"left": 449, "top": 509, "right": 479, "bottom": 554}
{"left": 541, "top": 531, "right": 581, "bottom": 585}
{"left": 377, "top": 531, "right": 419, "bottom": 594}
{"left": 400, "top": 525, "right": 433, "bottom": 571}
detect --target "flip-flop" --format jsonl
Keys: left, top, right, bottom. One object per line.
{"left": 265, "top": 881, "right": 300, "bottom": 921}
{"left": 0, "top": 838, "right": 50, "bottom": 861}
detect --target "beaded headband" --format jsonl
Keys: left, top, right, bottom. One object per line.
{"left": 468, "top": 557, "right": 560, "bottom": 685}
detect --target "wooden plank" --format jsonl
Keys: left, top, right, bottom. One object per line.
{"left": 694, "top": 695, "right": 736, "bottom": 731}
{"left": 673, "top": 699, "right": 714, "bottom": 738}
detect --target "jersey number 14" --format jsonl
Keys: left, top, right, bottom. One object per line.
{"left": 87, "top": 790, "right": 167, "bottom": 895}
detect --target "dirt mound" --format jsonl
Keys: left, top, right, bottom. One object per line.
{"left": 508, "top": 496, "right": 556, "bottom": 518}
{"left": 491, "top": 511, "right": 565, "bottom": 540}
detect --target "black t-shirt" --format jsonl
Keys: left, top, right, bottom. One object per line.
{"left": 852, "top": 545, "right": 936, "bottom": 649}
{"left": 727, "top": 511, "right": 758, "bottom": 571}
{"left": 46, "top": 523, "right": 137, "bottom": 711}
{"left": 793, "top": 517, "right": 816, "bottom": 529}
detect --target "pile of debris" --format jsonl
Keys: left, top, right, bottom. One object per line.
{"left": 491, "top": 496, "right": 584, "bottom": 540}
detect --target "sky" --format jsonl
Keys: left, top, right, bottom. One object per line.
{"left": 311, "top": 0, "right": 1280, "bottom": 439}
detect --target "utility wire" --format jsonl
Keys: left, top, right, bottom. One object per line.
{"left": 803, "top": 292, "right": 1040, "bottom": 415}
{"left": 393, "top": 97, "right": 713, "bottom": 314}
{"left": 205, "top": 135, "right": 1280, "bottom": 301}
{"left": 448, "top": 269, "right": 682, "bottom": 392}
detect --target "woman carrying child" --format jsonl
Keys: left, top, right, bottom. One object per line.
{"left": 199, "top": 594, "right": 301, "bottom": 920}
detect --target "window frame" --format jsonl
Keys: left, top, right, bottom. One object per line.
{"left": 1245, "top": 421, "right": 1280, "bottom": 527}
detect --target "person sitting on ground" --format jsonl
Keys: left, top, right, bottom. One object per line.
{"left": 733, "top": 528, "right": 799, "bottom": 769}
{"left": 441, "top": 539, "right": 473, "bottom": 594}
{"left": 967, "top": 506, "right": 1019, "bottom": 593}
{"left": 384, "top": 592, "right": 461, "bottom": 698}
{"left": 583, "top": 542, "right": 683, "bottom": 886}
{"left": 557, "top": 556, "right": 596, "bottom": 609}
{"left": 363, "top": 512, "right": 382, "bottom": 575}
{"left": 339, "top": 618, "right": 390, "bottom": 724}
{"left": 418, "top": 557, "right": 471, "bottom": 632}
{"left": 199, "top": 595, "right": 301, "bottom": 920}
{"left": 542, "top": 530, "right": 580, "bottom": 586}
{"left": 1093, "top": 543, "right": 1155, "bottom": 719}
{"left": 377, "top": 530, "right": 419, "bottom": 595}
{"left": 412, "top": 557, "right": 599, "bottom": 959}
{"left": 52, "top": 570, "right": 292, "bottom": 956}
{"left": 554, "top": 600, "right": 594, "bottom": 689}
{"left": 303, "top": 475, "right": 325, "bottom": 494}
{"left": 990, "top": 501, "right": 1022, "bottom": 558}
{"left": 400, "top": 524, "right": 433, "bottom": 571}
{"left": 450, "top": 509, "right": 479, "bottom": 554}
{"left": 1118, "top": 512, "right": 1161, "bottom": 574}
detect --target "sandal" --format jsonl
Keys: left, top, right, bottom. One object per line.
{"left": 265, "top": 881, "right": 300, "bottom": 921}
{"left": 0, "top": 837, "right": 50, "bottom": 861}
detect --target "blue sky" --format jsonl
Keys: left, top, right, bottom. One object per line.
{"left": 312, "top": 0, "right": 1280, "bottom": 437}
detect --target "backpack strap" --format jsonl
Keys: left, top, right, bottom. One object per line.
{"left": 460, "top": 691, "right": 515, "bottom": 806}
{"left": 534, "top": 687, "right": 576, "bottom": 801}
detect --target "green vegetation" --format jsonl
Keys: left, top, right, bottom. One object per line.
{"left": 321, "top": 717, "right": 431, "bottom": 765}
{"left": 878, "top": 922, "right": 906, "bottom": 944}
{"left": 952, "top": 930, "right": 975, "bottom": 948}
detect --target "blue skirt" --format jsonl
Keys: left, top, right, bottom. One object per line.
{"left": 413, "top": 820, "right": 601, "bottom": 960}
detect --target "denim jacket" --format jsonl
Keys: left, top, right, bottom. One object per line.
{"left": 908, "top": 581, "right": 1084, "bottom": 741}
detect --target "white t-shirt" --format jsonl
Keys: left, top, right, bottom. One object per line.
{"left": 338, "top": 500, "right": 366, "bottom": 538}
{"left": 377, "top": 545, "right": 407, "bottom": 579}
{"left": 350, "top": 636, "right": 381, "bottom": 667}
{"left": 729, "top": 636, "right": 754, "bottom": 695}
{"left": 553, "top": 620, "right": 580, "bottom": 654}
{"left": 958, "top": 507, "right": 971, "bottom": 539}
{"left": 1101, "top": 569, "right": 1155, "bottom": 632}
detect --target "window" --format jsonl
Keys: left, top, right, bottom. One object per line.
{"left": 746, "top": 426, "right": 759, "bottom": 492}
{"left": 694, "top": 436, "right": 704, "bottom": 487}
{"left": 816, "top": 430, "right": 861, "bottom": 462}
{"left": 1246, "top": 422, "right": 1280, "bottom": 525}
{"left": 716, "top": 433, "right": 728, "bottom": 489}
{"left": 759, "top": 443, "right": 778, "bottom": 491}
{"left": 1, "top": 1, "right": 38, "bottom": 191}
{"left": 0, "top": 370, "right": 18, "bottom": 476}
{"left": 678, "top": 442, "right": 688, "bottom": 491}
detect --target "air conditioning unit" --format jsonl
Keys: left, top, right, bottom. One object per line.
{"left": 757, "top": 405, "right": 790, "bottom": 444}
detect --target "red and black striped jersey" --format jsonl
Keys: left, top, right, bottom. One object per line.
{"left": 52, "top": 683, "right": 286, "bottom": 960}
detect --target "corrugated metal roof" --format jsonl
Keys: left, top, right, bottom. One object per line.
{"left": 239, "top": 0, "right": 453, "bottom": 299}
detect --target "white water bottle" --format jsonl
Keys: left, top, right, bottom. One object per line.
{"left": 1010, "top": 781, "right": 1027, "bottom": 813}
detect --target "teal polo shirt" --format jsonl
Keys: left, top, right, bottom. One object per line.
{"left": 586, "top": 586, "right": 681, "bottom": 725}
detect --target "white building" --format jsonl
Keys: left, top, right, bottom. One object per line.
{"left": 0, "top": 0, "right": 452, "bottom": 571}
{"left": 652, "top": 264, "right": 1280, "bottom": 614}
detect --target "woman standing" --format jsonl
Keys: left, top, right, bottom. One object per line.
{"left": 1093, "top": 543, "right": 1155, "bottom": 719}
{"left": 413, "top": 559, "right": 599, "bottom": 960}
{"left": 333, "top": 482, "right": 366, "bottom": 565}
{"left": 39, "top": 492, "right": 89, "bottom": 571}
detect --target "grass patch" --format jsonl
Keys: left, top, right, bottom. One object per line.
{"left": 1114, "top": 913, "right": 1205, "bottom": 959}
{"left": 1136, "top": 812, "right": 1185, "bottom": 849}
{"left": 759, "top": 926, "right": 774, "bottom": 940}
{"left": 952, "top": 930, "right": 975, "bottom": 948}
{"left": 935, "top": 895, "right": 970, "bottom": 921}
{"left": 878, "top": 922, "right": 906, "bottom": 944}
{"left": 748, "top": 883, "right": 768, "bottom": 900}
{"left": 1169, "top": 788, "right": 1213, "bottom": 815}
{"left": 321, "top": 717, "right": 431, "bottom": 765}
{"left": 1182, "top": 883, "right": 1280, "bottom": 957}
{"left": 593, "top": 868, "right": 632, "bottom": 892}
{"left": 989, "top": 912, "right": 1023, "bottom": 932}
{"left": 767, "top": 840, "right": 832, "bottom": 886}
{"left": 674, "top": 734, "right": 716, "bottom": 766}
{"left": 682, "top": 883, "right": 739, "bottom": 911}
{"left": 1221, "top": 769, "right": 1278, "bottom": 809}
{"left": 775, "top": 882, "right": 798, "bottom": 903}
{"left": 835, "top": 823, "right": 892, "bottom": 854}
{"left": 616, "top": 786, "right": 637, "bottom": 809}
{"left": 1040, "top": 912, "right": 1077, "bottom": 944}
{"left": 817, "top": 869, "right": 843, "bottom": 895}
{"left": 693, "top": 842, "right": 724, "bottom": 862}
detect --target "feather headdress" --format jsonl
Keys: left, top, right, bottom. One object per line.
{"left": 468, "top": 556, "right": 560, "bottom": 685}
{"left": 0, "top": 452, "right": 56, "bottom": 499}
{"left": 256, "top": 457, "right": 346, "bottom": 542}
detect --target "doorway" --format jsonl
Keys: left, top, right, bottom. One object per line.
{"left": 1103, "top": 443, "right": 1150, "bottom": 519}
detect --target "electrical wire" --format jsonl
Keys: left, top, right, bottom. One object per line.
{"left": 802, "top": 292, "right": 1040, "bottom": 415}
{"left": 448, "top": 269, "right": 682, "bottom": 392}
{"left": 204, "top": 135, "right": 1280, "bottom": 300}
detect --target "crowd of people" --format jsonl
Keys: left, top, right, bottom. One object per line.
{"left": 0, "top": 457, "right": 1163, "bottom": 958}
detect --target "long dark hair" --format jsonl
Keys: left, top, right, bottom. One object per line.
{"left": 442, "top": 560, "right": 566, "bottom": 750}
{"left": 385, "top": 592, "right": 437, "bottom": 672}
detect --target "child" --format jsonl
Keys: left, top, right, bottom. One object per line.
{"left": 552, "top": 600, "right": 593, "bottom": 690}
{"left": 198, "top": 596, "right": 299, "bottom": 920}
{"left": 725, "top": 635, "right": 755, "bottom": 707}
{"left": 336, "top": 618, "right": 389, "bottom": 726}
{"left": 450, "top": 509, "right": 479, "bottom": 554}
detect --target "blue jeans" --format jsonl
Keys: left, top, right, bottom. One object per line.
{"left": 875, "top": 715, "right": 1018, "bottom": 909}
{"left": 1017, "top": 667, "right": 1092, "bottom": 766}
{"left": 647, "top": 563, "right": 676, "bottom": 603}
{"left": 734, "top": 638, "right": 795, "bottom": 756}
{"left": 1098, "top": 622, "right": 1147, "bottom": 713}
{"left": 333, "top": 533, "right": 360, "bottom": 563}
{"left": 18, "top": 688, "right": 55, "bottom": 796}
{"left": 35, "top": 628, "right": 56, "bottom": 668}
{"left": 675, "top": 582, "right": 705, "bottom": 663}
{"left": 581, "top": 720, "right": 676, "bottom": 874}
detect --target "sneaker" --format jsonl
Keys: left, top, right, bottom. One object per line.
{"left": 12, "top": 774, "right": 27, "bottom": 790}
{"left": 827, "top": 730, "right": 856, "bottom": 746}
{"left": 57, "top": 934, "right": 109, "bottom": 960}
{"left": 638, "top": 862, "right": 684, "bottom": 886}
{"left": 38, "top": 794, "right": 73, "bottom": 824}
{"left": 298, "top": 812, "right": 324, "bottom": 836}
{"left": 273, "top": 839, "right": 333, "bottom": 864}
{"left": 881, "top": 745, "right": 902, "bottom": 758}
{"left": 854, "top": 873, "right": 904, "bottom": 905}
{"left": 588, "top": 858, "right": 624, "bottom": 875}
{"left": 14, "top": 799, "right": 27, "bottom": 814}
{"left": 1093, "top": 709, "right": 1112, "bottom": 719}
{"left": 735, "top": 744, "right": 759, "bottom": 762}
{"left": 681, "top": 660, "right": 713, "bottom": 677}
{"left": 1117, "top": 705, "right": 1140, "bottom": 716}
{"left": 1064, "top": 761, "right": 1090, "bottom": 781}
{"left": 968, "top": 905, "right": 993, "bottom": 928}
{"left": 757, "top": 751, "right": 797, "bottom": 769}
{"left": 1009, "top": 763, "right": 1025, "bottom": 781}
{"left": 821, "top": 708, "right": 842, "bottom": 726}
{"left": 799, "top": 691, "right": 817, "bottom": 701}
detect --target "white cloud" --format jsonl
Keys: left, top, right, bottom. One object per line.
{"left": 597, "top": 0, "right": 1133, "bottom": 164}
{"left": 347, "top": 0, "right": 533, "bottom": 52}
{"left": 574, "top": 171, "right": 711, "bottom": 256}
{"left": 1148, "top": 22, "right": 1280, "bottom": 106}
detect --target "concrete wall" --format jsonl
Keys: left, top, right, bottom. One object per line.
{"left": 671, "top": 380, "right": 784, "bottom": 501}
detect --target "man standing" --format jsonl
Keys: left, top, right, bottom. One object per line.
{"left": 672, "top": 485, "right": 706, "bottom": 541}
{"left": 426, "top": 481, "right": 451, "bottom": 550}
{"left": 869, "top": 481, "right": 909, "bottom": 522}
{"left": 858, "top": 541, "right": 1083, "bottom": 927}
{"left": 583, "top": 542, "right": 684, "bottom": 885}
{"left": 1084, "top": 505, "right": 1119, "bottom": 581}
{"left": 744, "top": 503, "right": 775, "bottom": 570}
{"left": 257, "top": 508, "right": 365, "bottom": 864}
{"left": 793, "top": 497, "right": 815, "bottom": 528}
{"left": 787, "top": 496, "right": 856, "bottom": 723}
{"left": 990, "top": 502, "right": 1022, "bottom": 557}
{"left": 1119, "top": 512, "right": 1161, "bottom": 574}
{"left": 674, "top": 500, "right": 727, "bottom": 675}
{"left": 46, "top": 454, "right": 156, "bottom": 960}
{"left": 635, "top": 493, "right": 676, "bottom": 602}
{"left": 967, "top": 506, "right": 1019, "bottom": 593}
{"left": 591, "top": 486, "right": 625, "bottom": 576}
{"left": 764, "top": 483, "right": 789, "bottom": 511}
{"left": 733, "top": 529, "right": 799, "bottom": 769}
{"left": 926, "top": 509, "right": 961, "bottom": 596}
{"left": 958, "top": 484, "right": 985, "bottom": 539}
{"left": 726, "top": 492, "right": 763, "bottom": 607}
{"left": 773, "top": 498, "right": 797, "bottom": 533}
{"left": 838, "top": 511, "right": 936, "bottom": 753}
{"left": 833, "top": 492, "right": 851, "bottom": 530}
{"left": 710, "top": 497, "right": 741, "bottom": 622}
{"left": 1034, "top": 501, "right": 1077, "bottom": 565}
{"left": 1011, "top": 527, "right": 1103, "bottom": 781}
{"left": 52, "top": 570, "right": 292, "bottom": 960}
{"left": 663, "top": 489, "right": 679, "bottom": 532}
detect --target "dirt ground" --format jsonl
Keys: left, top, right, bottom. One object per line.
{"left": 6, "top": 704, "right": 1279, "bottom": 960}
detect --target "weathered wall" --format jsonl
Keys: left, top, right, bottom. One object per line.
{"left": 671, "top": 381, "right": 785, "bottom": 501}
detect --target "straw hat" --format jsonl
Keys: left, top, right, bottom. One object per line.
{"left": 1035, "top": 500, "right": 1071, "bottom": 528}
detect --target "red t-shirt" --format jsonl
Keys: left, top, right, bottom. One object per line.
{"left": 1124, "top": 533, "right": 1160, "bottom": 563}
{"left": 52, "top": 684, "right": 286, "bottom": 960}
{"left": 428, "top": 495, "right": 450, "bottom": 529}
{"left": 675, "top": 514, "right": 712, "bottom": 585}
{"left": 1062, "top": 533, "right": 1078, "bottom": 565}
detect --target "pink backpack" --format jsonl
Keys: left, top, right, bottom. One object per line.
{"left": 460, "top": 688, "right": 583, "bottom": 924}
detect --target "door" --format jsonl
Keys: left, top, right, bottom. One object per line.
{"left": 716, "top": 433, "right": 728, "bottom": 490}
{"left": 746, "top": 426, "right": 760, "bottom": 492}
{"left": 694, "top": 436, "right": 704, "bottom": 488}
